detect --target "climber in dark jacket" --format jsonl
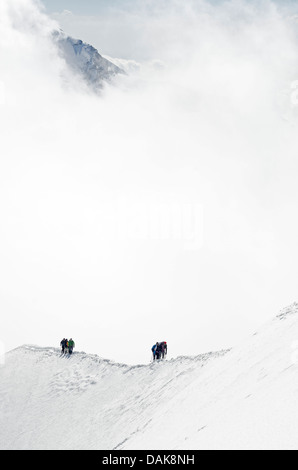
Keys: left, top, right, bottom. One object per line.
{"left": 156, "top": 341, "right": 167, "bottom": 360}
{"left": 60, "top": 338, "right": 67, "bottom": 354}
{"left": 152, "top": 343, "right": 158, "bottom": 361}
{"left": 160, "top": 341, "right": 167, "bottom": 359}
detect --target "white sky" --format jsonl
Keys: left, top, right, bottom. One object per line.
{"left": 1, "top": 0, "right": 298, "bottom": 364}
{"left": 41, "top": 0, "right": 298, "bottom": 60}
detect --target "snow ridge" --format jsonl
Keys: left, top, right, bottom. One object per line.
{"left": 1, "top": 305, "right": 298, "bottom": 450}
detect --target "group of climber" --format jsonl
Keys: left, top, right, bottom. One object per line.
{"left": 151, "top": 341, "right": 167, "bottom": 361}
{"left": 59, "top": 338, "right": 167, "bottom": 362}
{"left": 60, "top": 338, "right": 75, "bottom": 355}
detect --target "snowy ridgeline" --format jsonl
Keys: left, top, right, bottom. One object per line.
{"left": 53, "top": 31, "right": 124, "bottom": 90}
{"left": 1, "top": 303, "right": 298, "bottom": 450}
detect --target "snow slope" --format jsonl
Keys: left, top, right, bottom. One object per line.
{"left": 54, "top": 31, "right": 123, "bottom": 89}
{"left": 1, "top": 304, "right": 298, "bottom": 450}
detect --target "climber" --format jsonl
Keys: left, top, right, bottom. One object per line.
{"left": 60, "top": 338, "right": 67, "bottom": 354}
{"left": 68, "top": 338, "right": 75, "bottom": 355}
{"left": 160, "top": 341, "right": 167, "bottom": 359}
{"left": 155, "top": 341, "right": 167, "bottom": 360}
{"left": 152, "top": 343, "right": 158, "bottom": 361}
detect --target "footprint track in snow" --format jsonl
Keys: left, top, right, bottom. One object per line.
{"left": 49, "top": 367, "right": 97, "bottom": 396}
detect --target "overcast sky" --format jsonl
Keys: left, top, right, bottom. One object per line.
{"left": 1, "top": 0, "right": 298, "bottom": 364}
{"left": 41, "top": 0, "right": 298, "bottom": 60}
{"left": 42, "top": 0, "right": 134, "bottom": 14}
{"left": 41, "top": 0, "right": 297, "bottom": 13}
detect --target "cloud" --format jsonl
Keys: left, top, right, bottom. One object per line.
{"left": 1, "top": 0, "right": 298, "bottom": 363}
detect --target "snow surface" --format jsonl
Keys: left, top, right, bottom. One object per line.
{"left": 1, "top": 304, "right": 298, "bottom": 450}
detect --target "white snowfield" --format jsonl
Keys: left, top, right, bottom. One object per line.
{"left": 1, "top": 304, "right": 298, "bottom": 450}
